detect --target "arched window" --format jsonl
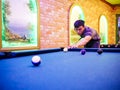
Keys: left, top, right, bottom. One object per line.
{"left": 69, "top": 4, "right": 84, "bottom": 45}
{"left": 99, "top": 15, "right": 108, "bottom": 44}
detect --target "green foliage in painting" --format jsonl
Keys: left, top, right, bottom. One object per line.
{"left": 27, "top": 0, "right": 37, "bottom": 13}
{"left": 2, "top": 0, "right": 11, "bottom": 40}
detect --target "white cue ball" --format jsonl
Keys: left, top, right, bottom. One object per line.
{"left": 63, "top": 47, "right": 68, "bottom": 52}
{"left": 32, "top": 55, "right": 41, "bottom": 66}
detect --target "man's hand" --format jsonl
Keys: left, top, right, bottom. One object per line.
{"left": 68, "top": 44, "right": 78, "bottom": 49}
{"left": 68, "top": 36, "right": 92, "bottom": 49}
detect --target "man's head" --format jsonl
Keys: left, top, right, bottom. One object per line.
{"left": 74, "top": 20, "right": 85, "bottom": 35}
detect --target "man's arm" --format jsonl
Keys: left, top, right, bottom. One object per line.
{"left": 76, "top": 36, "right": 92, "bottom": 47}
{"left": 69, "top": 36, "right": 92, "bottom": 48}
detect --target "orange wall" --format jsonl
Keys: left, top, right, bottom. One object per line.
{"left": 40, "top": 0, "right": 120, "bottom": 49}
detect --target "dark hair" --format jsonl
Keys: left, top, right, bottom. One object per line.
{"left": 74, "top": 20, "right": 85, "bottom": 28}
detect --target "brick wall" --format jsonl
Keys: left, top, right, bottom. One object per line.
{"left": 40, "top": 0, "right": 120, "bottom": 49}
{"left": 40, "top": 0, "right": 70, "bottom": 48}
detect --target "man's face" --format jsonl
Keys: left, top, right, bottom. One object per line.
{"left": 75, "top": 26, "right": 85, "bottom": 35}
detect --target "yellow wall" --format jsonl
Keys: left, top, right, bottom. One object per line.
{"left": 40, "top": 0, "right": 120, "bottom": 49}
{"left": 70, "top": 0, "right": 119, "bottom": 44}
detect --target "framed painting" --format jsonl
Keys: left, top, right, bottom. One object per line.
{"left": 0, "top": 0, "right": 40, "bottom": 51}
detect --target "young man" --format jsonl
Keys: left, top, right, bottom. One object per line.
{"left": 69, "top": 20, "right": 101, "bottom": 48}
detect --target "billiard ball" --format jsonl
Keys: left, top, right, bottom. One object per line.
{"left": 97, "top": 49, "right": 103, "bottom": 54}
{"left": 32, "top": 55, "right": 41, "bottom": 66}
{"left": 80, "top": 49, "right": 86, "bottom": 55}
{"left": 108, "top": 45, "right": 110, "bottom": 48}
{"left": 115, "top": 44, "right": 118, "bottom": 48}
{"left": 63, "top": 47, "right": 68, "bottom": 52}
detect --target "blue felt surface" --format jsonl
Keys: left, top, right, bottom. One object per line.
{"left": 0, "top": 50, "right": 120, "bottom": 90}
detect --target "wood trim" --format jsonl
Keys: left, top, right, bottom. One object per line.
{"left": 37, "top": 0, "right": 40, "bottom": 49}
{"left": 100, "top": 0, "right": 120, "bottom": 9}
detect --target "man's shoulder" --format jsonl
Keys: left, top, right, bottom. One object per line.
{"left": 84, "top": 26, "right": 93, "bottom": 33}
{"left": 81, "top": 26, "right": 93, "bottom": 37}
{"left": 85, "top": 26, "right": 93, "bottom": 31}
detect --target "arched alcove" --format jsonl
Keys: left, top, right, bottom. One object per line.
{"left": 99, "top": 15, "right": 108, "bottom": 44}
{"left": 69, "top": 4, "right": 85, "bottom": 45}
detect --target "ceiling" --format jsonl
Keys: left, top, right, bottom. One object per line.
{"left": 103, "top": 0, "right": 120, "bottom": 6}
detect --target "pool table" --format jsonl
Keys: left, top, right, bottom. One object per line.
{"left": 0, "top": 48, "right": 120, "bottom": 90}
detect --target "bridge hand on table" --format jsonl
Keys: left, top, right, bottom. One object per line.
{"left": 68, "top": 44, "right": 78, "bottom": 49}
